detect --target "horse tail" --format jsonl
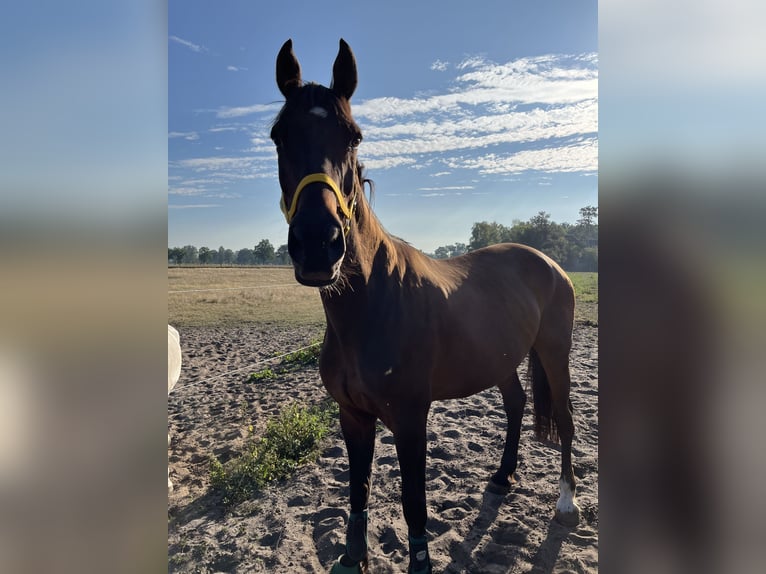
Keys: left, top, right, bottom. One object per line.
{"left": 528, "top": 348, "right": 559, "bottom": 443}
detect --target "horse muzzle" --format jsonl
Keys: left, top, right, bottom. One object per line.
{"left": 288, "top": 219, "right": 346, "bottom": 287}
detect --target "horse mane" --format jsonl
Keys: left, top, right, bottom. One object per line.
{"left": 345, "top": 161, "right": 469, "bottom": 294}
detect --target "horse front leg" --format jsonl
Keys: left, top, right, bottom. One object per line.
{"left": 393, "top": 410, "right": 432, "bottom": 574}
{"left": 332, "top": 406, "right": 376, "bottom": 573}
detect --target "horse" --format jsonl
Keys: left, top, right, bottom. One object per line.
{"left": 271, "top": 39, "right": 580, "bottom": 574}
{"left": 168, "top": 324, "right": 182, "bottom": 492}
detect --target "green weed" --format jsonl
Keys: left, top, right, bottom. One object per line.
{"left": 249, "top": 368, "right": 278, "bottom": 382}
{"left": 281, "top": 341, "right": 321, "bottom": 368}
{"left": 248, "top": 341, "right": 322, "bottom": 382}
{"left": 209, "top": 401, "right": 337, "bottom": 507}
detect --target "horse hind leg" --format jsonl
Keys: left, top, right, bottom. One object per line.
{"left": 488, "top": 371, "right": 526, "bottom": 493}
{"left": 530, "top": 342, "right": 581, "bottom": 526}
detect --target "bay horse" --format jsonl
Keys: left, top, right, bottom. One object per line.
{"left": 271, "top": 39, "right": 580, "bottom": 574}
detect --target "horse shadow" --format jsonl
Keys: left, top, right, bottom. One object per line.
{"left": 441, "top": 484, "right": 574, "bottom": 573}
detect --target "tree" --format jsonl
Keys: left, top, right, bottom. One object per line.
{"left": 168, "top": 247, "right": 184, "bottom": 264}
{"left": 577, "top": 205, "right": 598, "bottom": 227}
{"left": 433, "top": 243, "right": 468, "bottom": 259}
{"left": 218, "top": 246, "right": 226, "bottom": 266}
{"left": 198, "top": 246, "right": 212, "bottom": 264}
{"left": 468, "top": 221, "right": 509, "bottom": 250}
{"left": 253, "top": 239, "right": 276, "bottom": 265}
{"left": 236, "top": 248, "right": 254, "bottom": 265}
{"left": 275, "top": 244, "right": 291, "bottom": 265}
{"left": 181, "top": 245, "right": 198, "bottom": 264}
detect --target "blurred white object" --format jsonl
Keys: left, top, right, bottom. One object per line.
{"left": 168, "top": 325, "right": 182, "bottom": 492}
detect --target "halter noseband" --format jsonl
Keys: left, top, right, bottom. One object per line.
{"left": 280, "top": 173, "right": 357, "bottom": 234}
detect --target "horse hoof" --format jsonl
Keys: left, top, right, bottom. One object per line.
{"left": 554, "top": 507, "right": 581, "bottom": 527}
{"left": 486, "top": 477, "right": 511, "bottom": 495}
{"left": 330, "top": 555, "right": 366, "bottom": 574}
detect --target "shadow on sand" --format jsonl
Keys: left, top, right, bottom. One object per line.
{"left": 441, "top": 483, "right": 575, "bottom": 573}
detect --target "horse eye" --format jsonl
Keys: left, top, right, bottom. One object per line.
{"left": 349, "top": 135, "right": 362, "bottom": 149}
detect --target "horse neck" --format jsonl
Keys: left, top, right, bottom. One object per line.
{"left": 320, "top": 185, "right": 402, "bottom": 313}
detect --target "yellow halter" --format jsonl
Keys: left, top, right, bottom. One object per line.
{"left": 280, "top": 173, "right": 356, "bottom": 231}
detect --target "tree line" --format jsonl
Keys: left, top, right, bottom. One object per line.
{"left": 168, "top": 240, "right": 290, "bottom": 266}
{"left": 169, "top": 206, "right": 597, "bottom": 271}
{"left": 438, "top": 206, "right": 598, "bottom": 272}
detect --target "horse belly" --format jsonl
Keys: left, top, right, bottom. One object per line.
{"left": 430, "top": 315, "right": 534, "bottom": 401}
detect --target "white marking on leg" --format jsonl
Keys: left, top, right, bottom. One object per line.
{"left": 309, "top": 106, "right": 328, "bottom": 118}
{"left": 556, "top": 477, "right": 578, "bottom": 514}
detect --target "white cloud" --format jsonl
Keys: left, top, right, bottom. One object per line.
{"left": 175, "top": 156, "right": 258, "bottom": 171}
{"left": 444, "top": 137, "right": 598, "bottom": 175}
{"left": 216, "top": 102, "right": 281, "bottom": 118}
{"left": 349, "top": 53, "right": 597, "bottom": 174}
{"left": 168, "top": 131, "right": 199, "bottom": 141}
{"left": 227, "top": 65, "right": 248, "bottom": 72}
{"left": 357, "top": 99, "right": 596, "bottom": 161}
{"left": 168, "top": 204, "right": 221, "bottom": 209}
{"left": 168, "top": 186, "right": 206, "bottom": 196}
{"left": 353, "top": 54, "right": 597, "bottom": 123}
{"left": 417, "top": 185, "right": 474, "bottom": 191}
{"left": 173, "top": 52, "right": 598, "bottom": 188}
{"left": 362, "top": 156, "right": 417, "bottom": 170}
{"left": 169, "top": 35, "right": 206, "bottom": 53}
{"left": 456, "top": 56, "right": 487, "bottom": 70}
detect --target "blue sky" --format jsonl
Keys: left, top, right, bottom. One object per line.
{"left": 169, "top": 0, "right": 598, "bottom": 253}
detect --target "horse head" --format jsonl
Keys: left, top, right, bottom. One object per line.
{"left": 271, "top": 39, "right": 363, "bottom": 287}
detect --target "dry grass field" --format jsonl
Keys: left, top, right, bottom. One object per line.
{"left": 168, "top": 266, "right": 597, "bottom": 328}
{"left": 168, "top": 266, "right": 325, "bottom": 327}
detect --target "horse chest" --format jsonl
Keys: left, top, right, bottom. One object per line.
{"left": 320, "top": 336, "right": 431, "bottom": 417}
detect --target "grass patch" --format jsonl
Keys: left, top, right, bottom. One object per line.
{"left": 209, "top": 401, "right": 338, "bottom": 507}
{"left": 568, "top": 271, "right": 598, "bottom": 326}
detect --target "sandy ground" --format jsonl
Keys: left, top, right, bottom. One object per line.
{"left": 168, "top": 323, "right": 598, "bottom": 573}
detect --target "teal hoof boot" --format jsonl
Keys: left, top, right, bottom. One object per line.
{"left": 329, "top": 554, "right": 366, "bottom": 574}
{"left": 408, "top": 535, "right": 432, "bottom": 574}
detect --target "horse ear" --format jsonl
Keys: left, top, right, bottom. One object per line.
{"left": 331, "top": 38, "right": 357, "bottom": 100}
{"left": 276, "top": 39, "right": 302, "bottom": 98}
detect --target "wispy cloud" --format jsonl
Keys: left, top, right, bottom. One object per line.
{"left": 351, "top": 53, "right": 597, "bottom": 174}
{"left": 216, "top": 102, "right": 282, "bottom": 118}
{"left": 169, "top": 131, "right": 199, "bottom": 141}
{"left": 444, "top": 137, "right": 598, "bottom": 175}
{"left": 168, "top": 204, "right": 222, "bottom": 209}
{"left": 417, "top": 185, "right": 475, "bottom": 191}
{"left": 171, "top": 52, "right": 597, "bottom": 202}
{"left": 226, "top": 65, "right": 248, "bottom": 72}
{"left": 169, "top": 35, "right": 206, "bottom": 53}
{"left": 175, "top": 156, "right": 260, "bottom": 171}
{"left": 456, "top": 55, "right": 487, "bottom": 70}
